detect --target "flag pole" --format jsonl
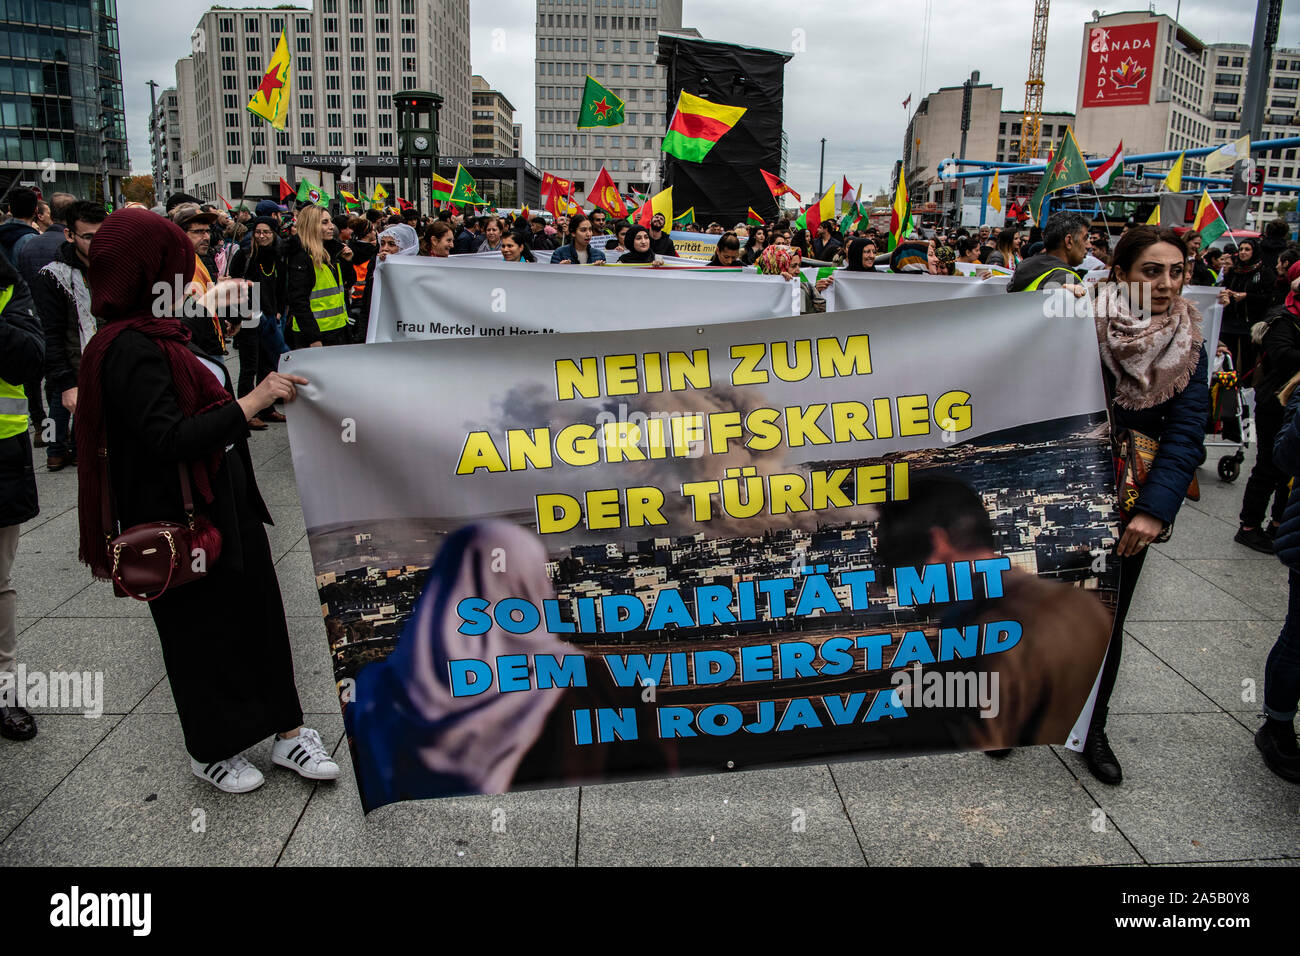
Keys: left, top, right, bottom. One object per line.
{"left": 237, "top": 114, "right": 261, "bottom": 210}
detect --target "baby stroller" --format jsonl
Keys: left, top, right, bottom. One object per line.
{"left": 1205, "top": 351, "right": 1252, "bottom": 481}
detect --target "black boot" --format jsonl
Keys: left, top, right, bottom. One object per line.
{"left": 1083, "top": 730, "right": 1122, "bottom": 785}
{"left": 1255, "top": 718, "right": 1300, "bottom": 784}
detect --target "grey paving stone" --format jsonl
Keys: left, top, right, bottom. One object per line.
{"left": 1157, "top": 858, "right": 1300, "bottom": 866}
{"left": 579, "top": 763, "right": 865, "bottom": 866}
{"left": 265, "top": 506, "right": 307, "bottom": 561}
{"left": 1124, "top": 550, "right": 1259, "bottom": 623}
{"left": 1128, "top": 620, "right": 1282, "bottom": 713}
{"left": 278, "top": 734, "right": 579, "bottom": 866}
{"left": 47, "top": 577, "right": 152, "bottom": 618}
{"left": 29, "top": 471, "right": 81, "bottom": 521}
{"left": 1177, "top": 559, "right": 1288, "bottom": 620}
{"left": 834, "top": 747, "right": 1141, "bottom": 866}
{"left": 287, "top": 616, "right": 340, "bottom": 715}
{"left": 1059, "top": 713, "right": 1300, "bottom": 864}
{"left": 0, "top": 714, "right": 122, "bottom": 841}
{"left": 1152, "top": 504, "right": 1274, "bottom": 562}
{"left": 14, "top": 617, "right": 163, "bottom": 715}
{"left": 274, "top": 550, "right": 325, "bottom": 618}
{"left": 0, "top": 711, "right": 343, "bottom": 867}
{"left": 1109, "top": 632, "right": 1220, "bottom": 715}
{"left": 8, "top": 553, "right": 92, "bottom": 618}
{"left": 16, "top": 507, "right": 82, "bottom": 556}
{"left": 291, "top": 533, "right": 311, "bottom": 553}
{"left": 15, "top": 616, "right": 36, "bottom": 636}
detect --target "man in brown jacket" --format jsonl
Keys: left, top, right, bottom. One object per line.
{"left": 875, "top": 475, "right": 1113, "bottom": 752}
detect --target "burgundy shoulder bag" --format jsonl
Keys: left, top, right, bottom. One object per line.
{"left": 100, "top": 448, "right": 223, "bottom": 601}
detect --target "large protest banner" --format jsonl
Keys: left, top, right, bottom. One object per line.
{"left": 366, "top": 256, "right": 799, "bottom": 343}
{"left": 827, "top": 272, "right": 1009, "bottom": 311}
{"left": 287, "top": 293, "right": 1121, "bottom": 811}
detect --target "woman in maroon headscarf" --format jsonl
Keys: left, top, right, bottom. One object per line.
{"left": 75, "top": 209, "right": 338, "bottom": 794}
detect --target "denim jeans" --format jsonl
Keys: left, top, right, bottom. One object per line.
{"left": 43, "top": 379, "right": 72, "bottom": 459}
{"left": 1264, "top": 569, "right": 1300, "bottom": 722}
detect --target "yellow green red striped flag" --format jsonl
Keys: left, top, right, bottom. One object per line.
{"left": 662, "top": 91, "right": 747, "bottom": 163}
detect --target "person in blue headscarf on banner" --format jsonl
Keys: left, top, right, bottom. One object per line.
{"left": 345, "top": 521, "right": 674, "bottom": 809}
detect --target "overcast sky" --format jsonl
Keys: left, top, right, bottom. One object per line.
{"left": 121, "top": 0, "right": 1300, "bottom": 200}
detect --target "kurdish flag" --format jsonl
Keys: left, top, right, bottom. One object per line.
{"left": 1191, "top": 189, "right": 1228, "bottom": 245}
{"left": 1163, "top": 152, "right": 1185, "bottom": 193}
{"left": 339, "top": 189, "right": 362, "bottom": 209}
{"left": 1090, "top": 141, "right": 1124, "bottom": 191}
{"left": 431, "top": 171, "right": 454, "bottom": 201}
{"left": 587, "top": 165, "right": 628, "bottom": 218}
{"left": 840, "top": 203, "right": 865, "bottom": 234}
{"left": 1028, "top": 127, "right": 1091, "bottom": 223}
{"left": 247, "top": 31, "right": 291, "bottom": 130}
{"left": 746, "top": 206, "right": 764, "bottom": 227}
{"left": 841, "top": 177, "right": 859, "bottom": 214}
{"left": 635, "top": 186, "right": 673, "bottom": 228}
{"left": 296, "top": 178, "right": 330, "bottom": 206}
{"left": 577, "top": 76, "right": 625, "bottom": 128}
{"left": 662, "top": 91, "right": 747, "bottom": 163}
{"left": 794, "top": 186, "right": 835, "bottom": 234}
{"left": 987, "top": 171, "right": 1001, "bottom": 213}
{"left": 760, "top": 169, "right": 800, "bottom": 203}
{"left": 673, "top": 207, "right": 695, "bottom": 227}
{"left": 449, "top": 164, "right": 485, "bottom": 207}
{"left": 887, "top": 175, "right": 910, "bottom": 252}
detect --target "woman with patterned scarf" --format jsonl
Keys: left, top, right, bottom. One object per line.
{"left": 1085, "top": 226, "right": 1209, "bottom": 786}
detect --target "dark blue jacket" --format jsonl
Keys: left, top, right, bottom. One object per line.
{"left": 1111, "top": 345, "right": 1210, "bottom": 526}
{"left": 1273, "top": 386, "right": 1300, "bottom": 571}
{"left": 549, "top": 243, "right": 606, "bottom": 264}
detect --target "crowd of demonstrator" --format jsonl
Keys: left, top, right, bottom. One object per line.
{"left": 0, "top": 183, "right": 1299, "bottom": 793}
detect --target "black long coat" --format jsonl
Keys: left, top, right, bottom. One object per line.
{"left": 96, "top": 327, "right": 302, "bottom": 761}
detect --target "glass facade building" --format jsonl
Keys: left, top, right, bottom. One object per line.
{"left": 0, "top": 0, "right": 129, "bottom": 202}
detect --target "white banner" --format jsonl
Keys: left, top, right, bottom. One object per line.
{"left": 827, "top": 272, "right": 1009, "bottom": 312}
{"left": 366, "top": 255, "right": 799, "bottom": 343}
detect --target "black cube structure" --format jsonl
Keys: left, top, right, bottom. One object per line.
{"left": 657, "top": 32, "right": 793, "bottom": 226}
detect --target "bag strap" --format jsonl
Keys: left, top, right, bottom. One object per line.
{"left": 99, "top": 447, "right": 199, "bottom": 541}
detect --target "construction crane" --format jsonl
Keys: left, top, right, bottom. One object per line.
{"left": 1019, "top": 0, "right": 1050, "bottom": 162}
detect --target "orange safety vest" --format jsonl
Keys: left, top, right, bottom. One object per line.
{"left": 350, "top": 259, "right": 369, "bottom": 301}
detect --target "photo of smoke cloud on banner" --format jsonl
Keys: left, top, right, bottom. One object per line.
{"left": 283, "top": 291, "right": 1123, "bottom": 809}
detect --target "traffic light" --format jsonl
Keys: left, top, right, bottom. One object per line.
{"left": 1247, "top": 167, "right": 1265, "bottom": 197}
{"left": 1134, "top": 163, "right": 1144, "bottom": 180}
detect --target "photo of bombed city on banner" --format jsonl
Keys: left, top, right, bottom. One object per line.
{"left": 0, "top": 0, "right": 1299, "bottom": 931}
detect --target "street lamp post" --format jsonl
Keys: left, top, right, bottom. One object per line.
{"left": 818, "top": 138, "right": 826, "bottom": 196}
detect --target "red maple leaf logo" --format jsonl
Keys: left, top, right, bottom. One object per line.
{"left": 257, "top": 68, "right": 284, "bottom": 102}
{"left": 592, "top": 97, "right": 612, "bottom": 119}
{"left": 1109, "top": 57, "right": 1147, "bottom": 91}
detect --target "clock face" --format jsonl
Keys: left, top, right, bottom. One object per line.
{"left": 414, "top": 135, "right": 429, "bottom": 150}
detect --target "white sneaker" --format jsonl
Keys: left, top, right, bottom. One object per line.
{"left": 271, "top": 727, "right": 340, "bottom": 781}
{"left": 190, "top": 754, "right": 265, "bottom": 793}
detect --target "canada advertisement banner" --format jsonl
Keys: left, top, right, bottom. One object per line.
{"left": 1082, "top": 20, "right": 1158, "bottom": 108}
{"left": 284, "top": 295, "right": 1121, "bottom": 812}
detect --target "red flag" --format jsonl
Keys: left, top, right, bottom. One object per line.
{"left": 397, "top": 197, "right": 412, "bottom": 211}
{"left": 760, "top": 169, "right": 800, "bottom": 203}
{"left": 586, "top": 166, "right": 628, "bottom": 218}
{"left": 278, "top": 177, "right": 294, "bottom": 202}
{"left": 217, "top": 194, "right": 233, "bottom": 211}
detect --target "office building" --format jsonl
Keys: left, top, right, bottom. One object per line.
{"left": 1074, "top": 10, "right": 1300, "bottom": 222}
{"left": 471, "top": 75, "right": 516, "bottom": 157}
{"left": 534, "top": 0, "right": 684, "bottom": 197}
{"left": 150, "top": 87, "right": 185, "bottom": 197}
{"left": 180, "top": 0, "right": 471, "bottom": 204}
{"left": 0, "top": 0, "right": 129, "bottom": 201}
{"left": 904, "top": 81, "right": 1073, "bottom": 209}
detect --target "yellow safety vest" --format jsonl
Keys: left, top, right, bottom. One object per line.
{"left": 294, "top": 260, "right": 346, "bottom": 333}
{"left": 1024, "top": 266, "right": 1083, "bottom": 291}
{"left": 0, "top": 285, "right": 29, "bottom": 440}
